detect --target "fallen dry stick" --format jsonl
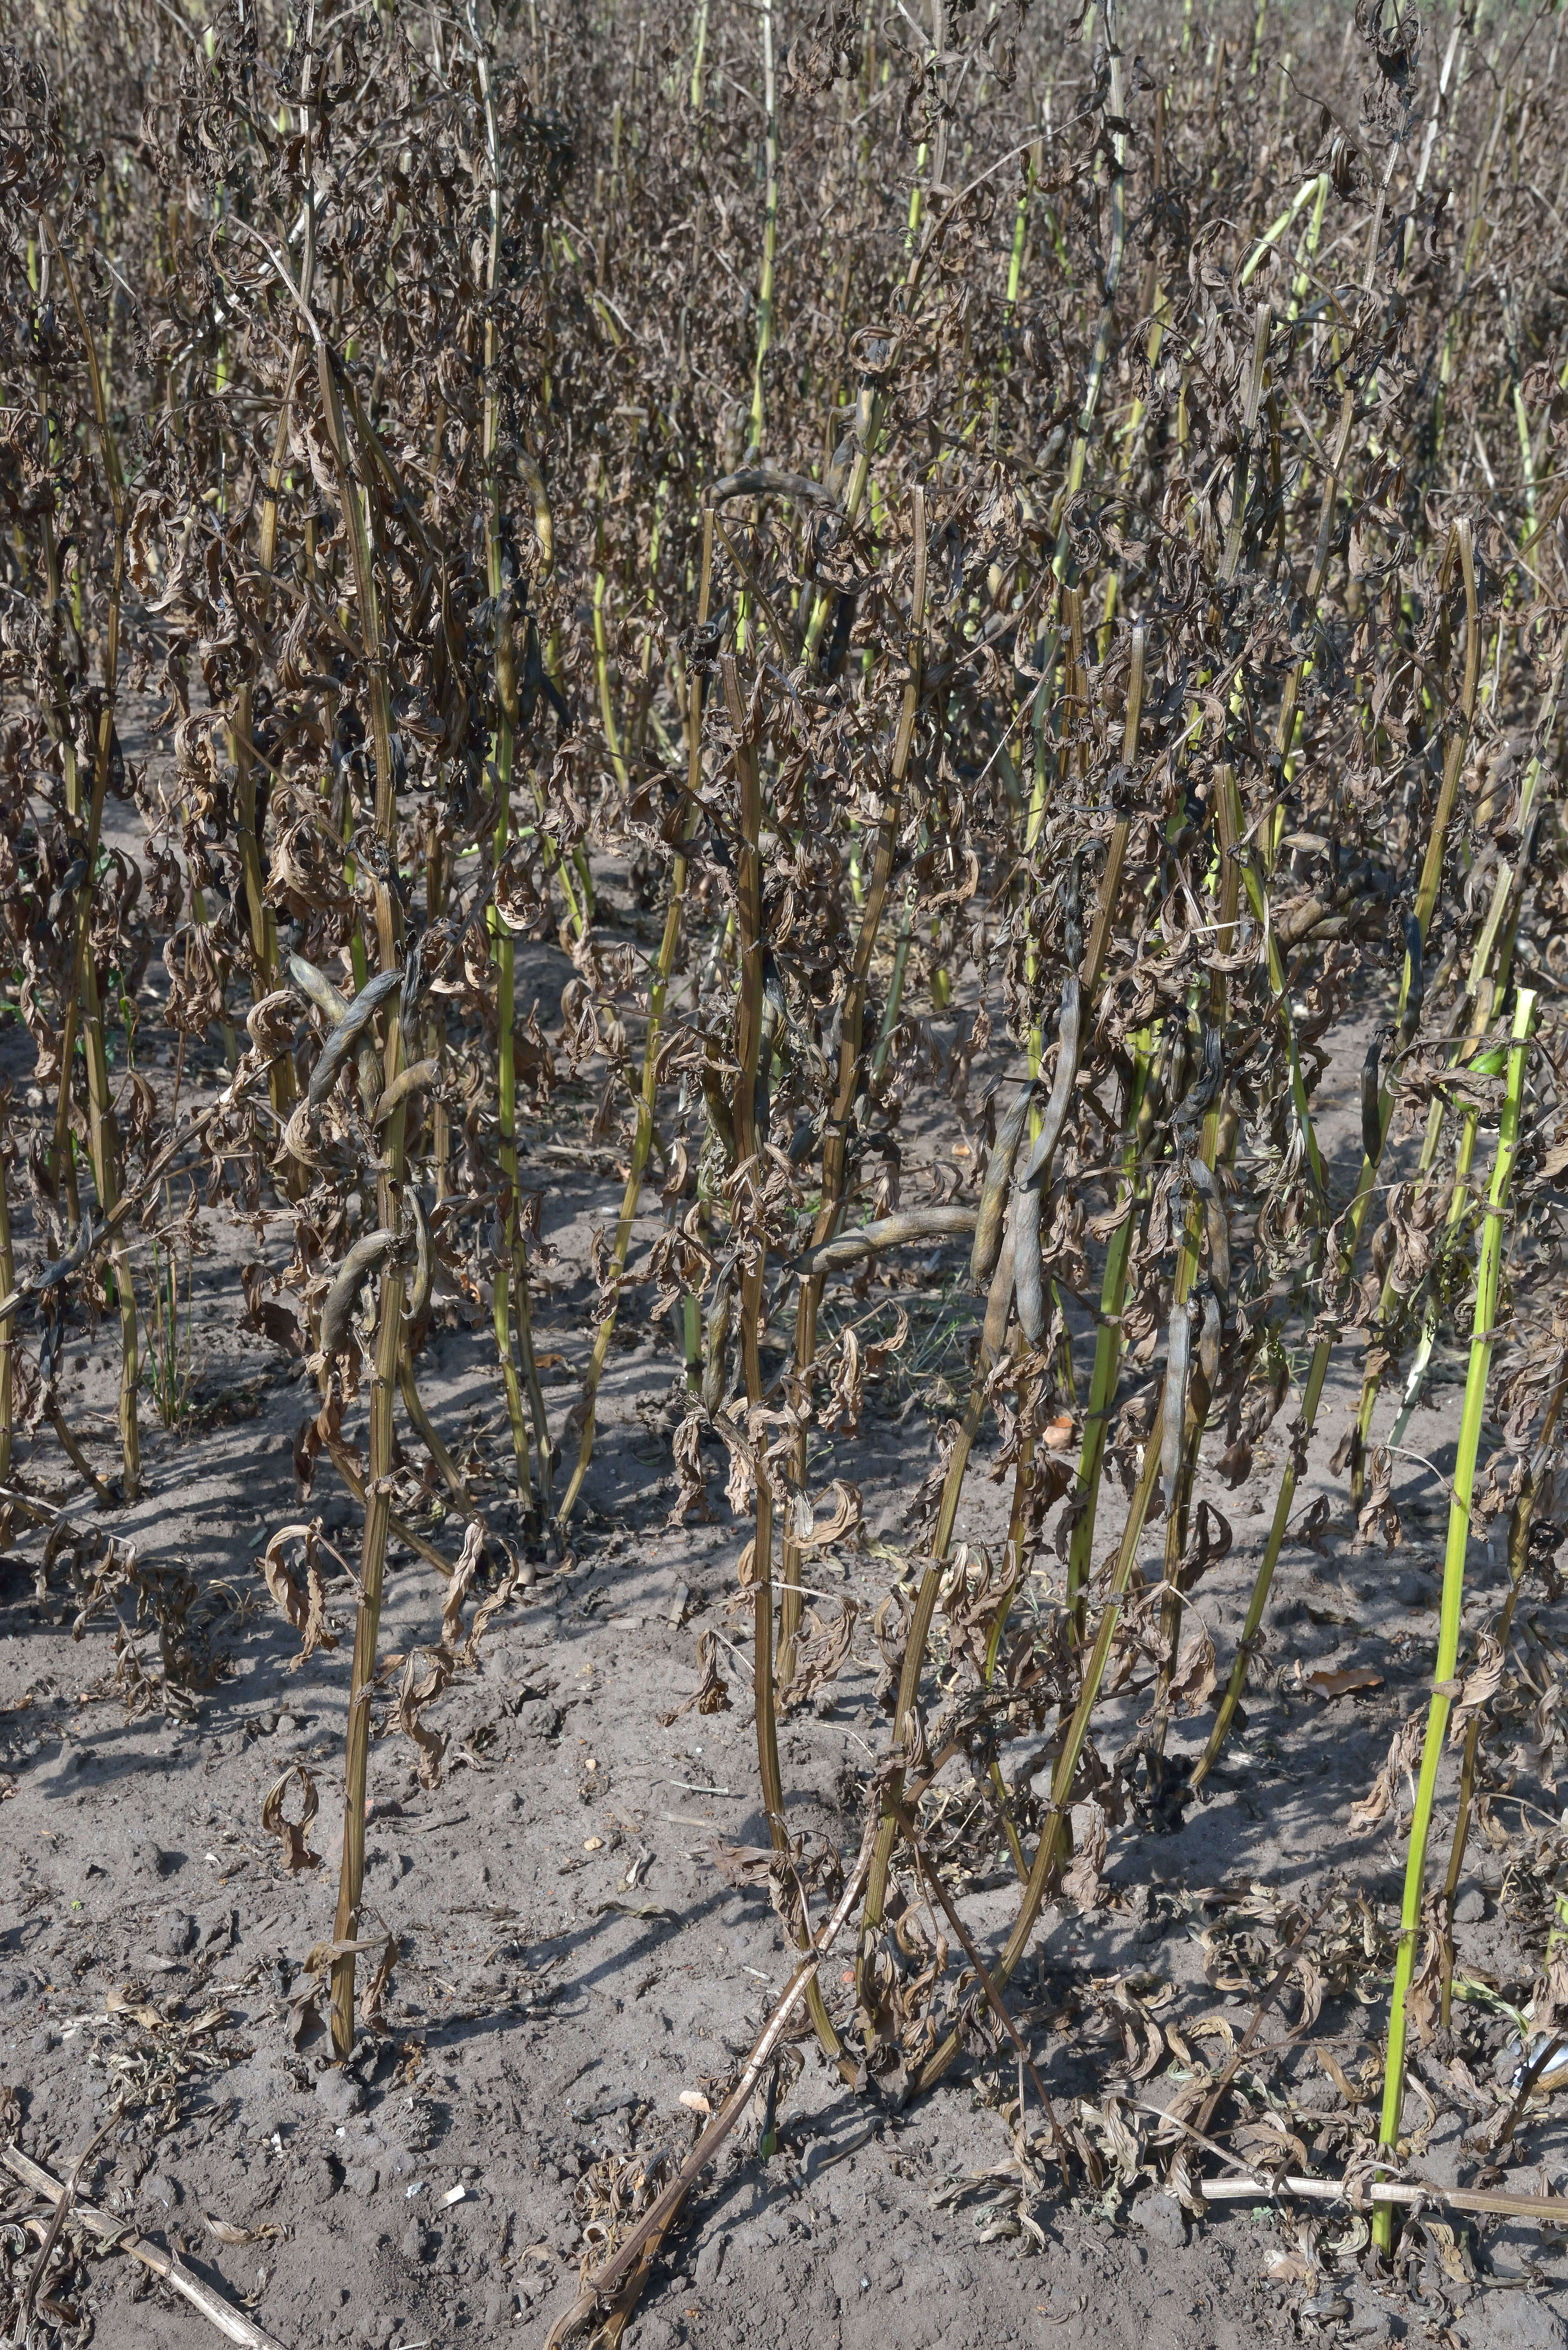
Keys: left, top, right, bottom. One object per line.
{"left": 2, "top": 2143, "right": 289, "bottom": 2350}
{"left": 13, "top": 2110, "right": 117, "bottom": 2338}
{"left": 1199, "top": 2169, "right": 1568, "bottom": 2224}
{"left": 544, "top": 1819, "right": 876, "bottom": 2346}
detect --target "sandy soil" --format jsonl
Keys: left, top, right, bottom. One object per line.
{"left": 4, "top": 792, "right": 1568, "bottom": 2350}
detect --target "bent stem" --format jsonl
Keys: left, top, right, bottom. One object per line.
{"left": 543, "top": 1821, "right": 877, "bottom": 2347}
{"left": 1373, "top": 988, "right": 1534, "bottom": 2253}
{"left": 398, "top": 1340, "right": 473, "bottom": 1508}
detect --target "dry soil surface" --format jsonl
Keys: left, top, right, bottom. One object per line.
{"left": 5, "top": 835, "right": 1568, "bottom": 2350}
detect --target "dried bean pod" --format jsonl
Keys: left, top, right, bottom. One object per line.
{"left": 789, "top": 1205, "right": 976, "bottom": 1280}
{"left": 1162, "top": 1299, "right": 1194, "bottom": 1515}
{"left": 319, "top": 1228, "right": 398, "bottom": 1360}
{"left": 1012, "top": 1180, "right": 1045, "bottom": 1346}
{"left": 1196, "top": 1286, "right": 1222, "bottom": 1396}
{"left": 702, "top": 1278, "right": 734, "bottom": 1415}
{"left": 30, "top": 1218, "right": 95, "bottom": 1300}
{"left": 307, "top": 965, "right": 403, "bottom": 1111}
{"left": 288, "top": 953, "right": 350, "bottom": 1025}
{"left": 372, "top": 1058, "right": 441, "bottom": 1129}
{"left": 1175, "top": 1020, "right": 1223, "bottom": 1136}
{"left": 1020, "top": 978, "right": 1082, "bottom": 1192}
{"left": 1361, "top": 1034, "right": 1384, "bottom": 1165}
{"left": 711, "top": 466, "right": 839, "bottom": 510}
{"left": 1396, "top": 913, "right": 1424, "bottom": 1048}
{"left": 981, "top": 1224, "right": 1017, "bottom": 1358}
{"left": 404, "top": 1189, "right": 433, "bottom": 1328}
{"left": 1190, "top": 1157, "right": 1230, "bottom": 1305}
{"left": 970, "top": 1084, "right": 1034, "bottom": 1289}
{"left": 290, "top": 955, "right": 385, "bottom": 1115}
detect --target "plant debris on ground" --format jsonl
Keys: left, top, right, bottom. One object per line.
{"left": 6, "top": 0, "right": 1568, "bottom": 2344}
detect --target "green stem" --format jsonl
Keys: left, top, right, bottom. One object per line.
{"left": 1373, "top": 988, "right": 1534, "bottom": 2253}
{"left": 747, "top": 0, "right": 777, "bottom": 457}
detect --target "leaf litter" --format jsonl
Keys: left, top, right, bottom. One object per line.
{"left": 6, "top": 0, "right": 1568, "bottom": 2345}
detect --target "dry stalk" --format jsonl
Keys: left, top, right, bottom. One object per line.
{"left": 543, "top": 1820, "right": 876, "bottom": 2347}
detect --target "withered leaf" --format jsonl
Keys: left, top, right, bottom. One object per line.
{"left": 1306, "top": 1667, "right": 1385, "bottom": 1700}
{"left": 396, "top": 1649, "right": 454, "bottom": 1789}
{"left": 203, "top": 2211, "right": 284, "bottom": 2248}
{"left": 657, "top": 1630, "right": 731, "bottom": 1727}
{"left": 258, "top": 1521, "right": 338, "bottom": 1667}
{"left": 261, "top": 1762, "right": 321, "bottom": 1872}
{"left": 1168, "top": 1620, "right": 1217, "bottom": 1715}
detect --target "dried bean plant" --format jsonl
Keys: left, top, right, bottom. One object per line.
{"left": 7, "top": 0, "right": 1568, "bottom": 2326}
